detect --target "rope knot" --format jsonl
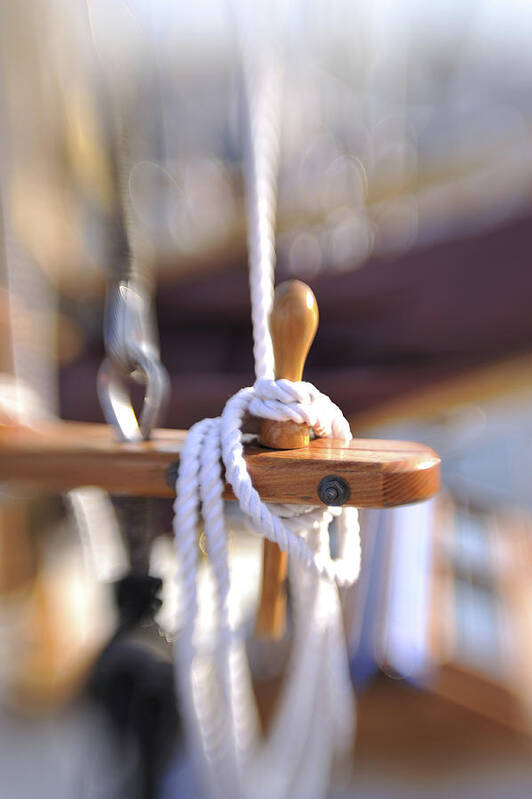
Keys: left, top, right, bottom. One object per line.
{"left": 249, "top": 378, "right": 350, "bottom": 439}
{"left": 215, "top": 384, "right": 360, "bottom": 584}
{"left": 172, "top": 382, "right": 362, "bottom": 797}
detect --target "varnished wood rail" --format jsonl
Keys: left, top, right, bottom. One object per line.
{"left": 0, "top": 421, "right": 440, "bottom": 506}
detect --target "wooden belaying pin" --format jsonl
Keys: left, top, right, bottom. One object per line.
{"left": 255, "top": 280, "right": 319, "bottom": 639}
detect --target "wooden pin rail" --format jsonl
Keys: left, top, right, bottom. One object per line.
{"left": 0, "top": 421, "right": 440, "bottom": 506}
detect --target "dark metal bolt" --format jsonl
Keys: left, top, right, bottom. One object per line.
{"left": 317, "top": 475, "right": 350, "bottom": 507}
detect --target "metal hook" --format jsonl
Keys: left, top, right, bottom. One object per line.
{"left": 98, "top": 280, "right": 169, "bottom": 443}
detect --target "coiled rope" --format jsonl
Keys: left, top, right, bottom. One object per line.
{"left": 172, "top": 53, "right": 361, "bottom": 799}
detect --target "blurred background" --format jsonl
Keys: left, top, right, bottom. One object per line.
{"left": 2, "top": 0, "right": 532, "bottom": 796}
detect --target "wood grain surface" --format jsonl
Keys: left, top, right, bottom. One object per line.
{"left": 0, "top": 421, "right": 440, "bottom": 506}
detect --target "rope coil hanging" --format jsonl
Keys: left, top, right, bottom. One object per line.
{"left": 172, "top": 43, "right": 362, "bottom": 799}
{"left": 172, "top": 391, "right": 361, "bottom": 799}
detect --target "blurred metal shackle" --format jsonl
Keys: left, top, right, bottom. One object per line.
{"left": 98, "top": 279, "right": 169, "bottom": 443}
{"left": 97, "top": 78, "right": 169, "bottom": 444}
{"left": 91, "top": 18, "right": 169, "bottom": 580}
{"left": 97, "top": 279, "right": 168, "bottom": 571}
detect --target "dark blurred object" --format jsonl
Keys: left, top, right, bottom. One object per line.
{"left": 88, "top": 571, "right": 179, "bottom": 799}
{"left": 113, "top": 572, "right": 163, "bottom": 629}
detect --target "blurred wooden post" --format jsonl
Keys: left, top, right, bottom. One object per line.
{"left": 0, "top": 283, "right": 35, "bottom": 599}
{"left": 255, "top": 280, "right": 319, "bottom": 639}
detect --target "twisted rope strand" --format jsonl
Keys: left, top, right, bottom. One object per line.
{"left": 243, "top": 60, "right": 282, "bottom": 381}
{"left": 172, "top": 378, "right": 361, "bottom": 798}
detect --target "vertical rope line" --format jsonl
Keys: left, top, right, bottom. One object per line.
{"left": 242, "top": 50, "right": 282, "bottom": 381}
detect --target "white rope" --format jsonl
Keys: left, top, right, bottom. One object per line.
{"left": 172, "top": 35, "right": 361, "bottom": 799}
{"left": 243, "top": 56, "right": 282, "bottom": 381}
{"left": 172, "top": 383, "right": 361, "bottom": 799}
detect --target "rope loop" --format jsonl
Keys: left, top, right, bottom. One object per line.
{"left": 250, "top": 378, "right": 351, "bottom": 439}
{"left": 175, "top": 380, "right": 361, "bottom": 598}
{"left": 172, "top": 377, "right": 361, "bottom": 799}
